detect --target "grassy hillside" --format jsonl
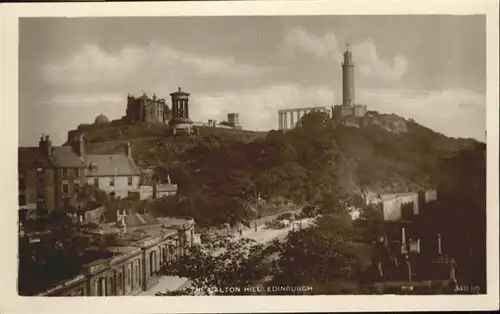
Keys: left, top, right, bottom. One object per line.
{"left": 68, "top": 112, "right": 481, "bottom": 227}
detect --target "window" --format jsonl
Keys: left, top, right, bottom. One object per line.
{"left": 128, "top": 176, "right": 133, "bottom": 186}
{"left": 110, "top": 177, "right": 115, "bottom": 187}
{"left": 74, "top": 181, "right": 80, "bottom": 193}
{"left": 62, "top": 168, "right": 68, "bottom": 177}
{"left": 149, "top": 251, "right": 153, "bottom": 276}
{"left": 117, "top": 273, "right": 123, "bottom": 295}
{"left": 94, "top": 280, "right": 99, "bottom": 296}
{"left": 149, "top": 251, "right": 156, "bottom": 276}
{"left": 107, "top": 276, "right": 114, "bottom": 296}
{"left": 19, "top": 194, "right": 26, "bottom": 206}
{"left": 62, "top": 181, "right": 69, "bottom": 194}
{"left": 19, "top": 177, "right": 26, "bottom": 190}
{"left": 127, "top": 265, "right": 132, "bottom": 289}
{"left": 94, "top": 177, "right": 99, "bottom": 187}
{"left": 134, "top": 263, "right": 140, "bottom": 289}
{"left": 74, "top": 168, "right": 80, "bottom": 177}
{"left": 100, "top": 278, "right": 107, "bottom": 296}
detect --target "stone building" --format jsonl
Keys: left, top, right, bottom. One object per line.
{"left": 125, "top": 93, "right": 170, "bottom": 124}
{"left": 18, "top": 134, "right": 86, "bottom": 212}
{"left": 227, "top": 113, "right": 242, "bottom": 129}
{"left": 83, "top": 141, "right": 142, "bottom": 198}
{"left": 380, "top": 192, "right": 420, "bottom": 221}
{"left": 35, "top": 216, "right": 195, "bottom": 296}
{"left": 19, "top": 134, "right": 159, "bottom": 212}
{"left": 379, "top": 189, "right": 438, "bottom": 222}
{"left": 94, "top": 114, "right": 110, "bottom": 125}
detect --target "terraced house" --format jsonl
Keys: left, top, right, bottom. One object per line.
{"left": 18, "top": 134, "right": 86, "bottom": 212}
{"left": 19, "top": 133, "right": 176, "bottom": 212}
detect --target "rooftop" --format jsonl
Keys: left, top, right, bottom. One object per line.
{"left": 170, "top": 87, "right": 190, "bottom": 96}
{"left": 19, "top": 146, "right": 85, "bottom": 168}
{"left": 106, "top": 245, "right": 141, "bottom": 255}
{"left": 380, "top": 192, "right": 418, "bottom": 199}
{"left": 85, "top": 154, "right": 140, "bottom": 176}
{"left": 156, "top": 183, "right": 178, "bottom": 191}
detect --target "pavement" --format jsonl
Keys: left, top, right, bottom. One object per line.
{"left": 137, "top": 276, "right": 190, "bottom": 296}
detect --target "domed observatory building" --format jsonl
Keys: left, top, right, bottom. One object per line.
{"left": 94, "top": 113, "right": 110, "bottom": 125}
{"left": 168, "top": 87, "right": 193, "bottom": 136}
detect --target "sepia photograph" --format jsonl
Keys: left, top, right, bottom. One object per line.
{"left": 1, "top": 0, "right": 499, "bottom": 313}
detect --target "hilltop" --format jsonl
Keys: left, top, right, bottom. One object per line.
{"left": 64, "top": 111, "right": 482, "bottom": 227}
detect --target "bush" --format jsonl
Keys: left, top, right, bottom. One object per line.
{"left": 302, "top": 205, "right": 320, "bottom": 218}
{"left": 276, "top": 213, "right": 294, "bottom": 221}
{"left": 265, "top": 219, "right": 287, "bottom": 229}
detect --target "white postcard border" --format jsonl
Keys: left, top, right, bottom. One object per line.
{"left": 1, "top": 0, "right": 498, "bottom": 313}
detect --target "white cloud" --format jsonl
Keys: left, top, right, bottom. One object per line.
{"left": 353, "top": 41, "right": 408, "bottom": 82}
{"left": 280, "top": 27, "right": 408, "bottom": 81}
{"left": 42, "top": 43, "right": 276, "bottom": 85}
{"left": 37, "top": 93, "right": 124, "bottom": 107}
{"left": 33, "top": 93, "right": 131, "bottom": 145}
{"left": 281, "top": 27, "right": 342, "bottom": 62}
{"left": 359, "top": 88, "right": 486, "bottom": 141}
{"left": 190, "top": 84, "right": 336, "bottom": 131}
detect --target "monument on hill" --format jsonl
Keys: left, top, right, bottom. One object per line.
{"left": 169, "top": 87, "right": 193, "bottom": 136}
{"left": 334, "top": 45, "right": 368, "bottom": 120}
{"left": 277, "top": 45, "right": 367, "bottom": 131}
{"left": 342, "top": 44, "right": 355, "bottom": 108}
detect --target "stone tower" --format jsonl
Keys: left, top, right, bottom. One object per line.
{"left": 169, "top": 87, "right": 193, "bottom": 135}
{"left": 342, "top": 45, "right": 355, "bottom": 108}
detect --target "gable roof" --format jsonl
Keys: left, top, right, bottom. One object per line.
{"left": 85, "top": 154, "right": 140, "bottom": 177}
{"left": 18, "top": 146, "right": 84, "bottom": 168}
{"left": 51, "top": 146, "right": 85, "bottom": 168}
{"left": 18, "top": 147, "right": 48, "bottom": 165}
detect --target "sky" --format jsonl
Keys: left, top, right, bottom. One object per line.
{"left": 19, "top": 15, "right": 486, "bottom": 146}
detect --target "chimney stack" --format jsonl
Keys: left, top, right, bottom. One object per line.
{"left": 125, "top": 141, "right": 132, "bottom": 158}
{"left": 39, "top": 134, "right": 53, "bottom": 157}
{"left": 75, "top": 134, "right": 85, "bottom": 158}
{"left": 437, "top": 234, "right": 442, "bottom": 255}
{"left": 401, "top": 227, "right": 407, "bottom": 254}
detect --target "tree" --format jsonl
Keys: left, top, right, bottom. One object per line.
{"left": 295, "top": 111, "right": 333, "bottom": 132}
{"left": 268, "top": 215, "right": 370, "bottom": 294}
{"left": 18, "top": 211, "right": 108, "bottom": 295}
{"left": 156, "top": 237, "right": 269, "bottom": 295}
{"left": 354, "top": 203, "right": 385, "bottom": 243}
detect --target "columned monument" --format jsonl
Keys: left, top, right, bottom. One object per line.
{"left": 169, "top": 87, "right": 193, "bottom": 135}
{"left": 278, "top": 106, "right": 329, "bottom": 131}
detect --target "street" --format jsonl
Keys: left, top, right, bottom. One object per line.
{"left": 139, "top": 217, "right": 315, "bottom": 295}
